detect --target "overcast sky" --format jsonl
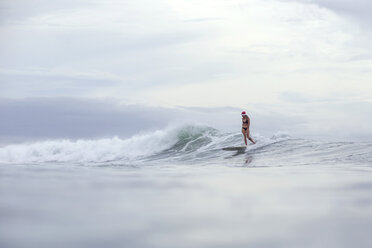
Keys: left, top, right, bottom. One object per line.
{"left": 0, "top": 0, "right": 371, "bottom": 142}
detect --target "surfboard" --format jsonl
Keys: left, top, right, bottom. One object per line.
{"left": 222, "top": 146, "right": 247, "bottom": 151}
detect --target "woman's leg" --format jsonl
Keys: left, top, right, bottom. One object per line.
{"left": 242, "top": 129, "right": 248, "bottom": 145}
{"left": 247, "top": 130, "right": 256, "bottom": 144}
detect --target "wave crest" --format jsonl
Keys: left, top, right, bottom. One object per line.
{"left": 0, "top": 125, "right": 218, "bottom": 164}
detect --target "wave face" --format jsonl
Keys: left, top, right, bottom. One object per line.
{"left": 0, "top": 125, "right": 371, "bottom": 167}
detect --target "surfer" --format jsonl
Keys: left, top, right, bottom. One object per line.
{"left": 241, "top": 111, "right": 255, "bottom": 145}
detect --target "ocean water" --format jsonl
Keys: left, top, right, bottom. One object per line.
{"left": 1, "top": 125, "right": 372, "bottom": 248}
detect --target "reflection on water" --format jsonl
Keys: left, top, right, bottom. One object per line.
{"left": 222, "top": 147, "right": 253, "bottom": 166}
{"left": 1, "top": 163, "right": 372, "bottom": 248}
{"left": 245, "top": 155, "right": 253, "bottom": 165}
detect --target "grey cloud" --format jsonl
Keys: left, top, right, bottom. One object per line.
{"left": 182, "top": 17, "right": 224, "bottom": 23}
{"left": 0, "top": 27, "right": 218, "bottom": 94}
{"left": 0, "top": 0, "right": 210, "bottom": 89}
{"left": 287, "top": 0, "right": 372, "bottom": 25}
{"left": 279, "top": 91, "right": 313, "bottom": 103}
{"left": 249, "top": 99, "right": 372, "bottom": 142}
{"left": 0, "top": 0, "right": 97, "bottom": 24}
{"left": 0, "top": 98, "right": 178, "bottom": 144}
{"left": 176, "top": 106, "right": 241, "bottom": 113}
{"left": 0, "top": 28, "right": 201, "bottom": 67}
{"left": 0, "top": 71, "right": 121, "bottom": 98}
{"left": 347, "top": 53, "right": 372, "bottom": 62}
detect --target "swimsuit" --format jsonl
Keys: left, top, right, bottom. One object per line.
{"left": 242, "top": 118, "right": 249, "bottom": 131}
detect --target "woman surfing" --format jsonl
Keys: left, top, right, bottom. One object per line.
{"left": 241, "top": 111, "right": 255, "bottom": 145}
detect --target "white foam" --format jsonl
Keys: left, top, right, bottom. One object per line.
{"left": 0, "top": 127, "right": 184, "bottom": 163}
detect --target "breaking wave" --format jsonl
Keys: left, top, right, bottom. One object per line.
{"left": 0, "top": 124, "right": 371, "bottom": 167}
